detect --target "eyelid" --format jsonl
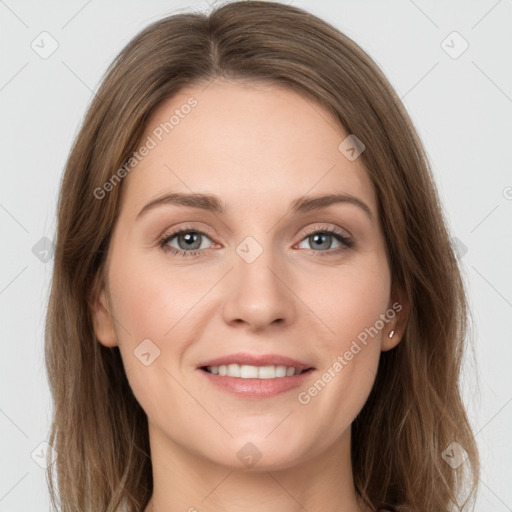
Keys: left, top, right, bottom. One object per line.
{"left": 299, "top": 223, "right": 352, "bottom": 241}
{"left": 158, "top": 223, "right": 216, "bottom": 244}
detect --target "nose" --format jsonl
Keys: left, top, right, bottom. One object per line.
{"left": 222, "top": 243, "right": 297, "bottom": 332}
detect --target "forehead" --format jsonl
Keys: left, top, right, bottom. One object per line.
{"left": 119, "top": 80, "right": 376, "bottom": 218}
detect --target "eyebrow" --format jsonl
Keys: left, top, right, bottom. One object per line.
{"left": 136, "top": 192, "right": 373, "bottom": 220}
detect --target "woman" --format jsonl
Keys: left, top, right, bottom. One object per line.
{"left": 45, "top": 1, "right": 479, "bottom": 511}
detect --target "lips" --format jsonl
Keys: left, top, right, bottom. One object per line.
{"left": 196, "top": 352, "right": 315, "bottom": 398}
{"left": 197, "top": 352, "right": 314, "bottom": 371}
{"left": 200, "top": 367, "right": 314, "bottom": 398}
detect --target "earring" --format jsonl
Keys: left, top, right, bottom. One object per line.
{"left": 388, "top": 330, "right": 395, "bottom": 339}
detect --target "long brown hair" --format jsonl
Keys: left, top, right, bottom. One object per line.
{"left": 45, "top": 2, "right": 479, "bottom": 511}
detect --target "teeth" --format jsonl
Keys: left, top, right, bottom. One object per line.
{"left": 205, "top": 364, "right": 305, "bottom": 379}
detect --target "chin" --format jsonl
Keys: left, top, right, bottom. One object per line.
{"left": 197, "top": 435, "right": 313, "bottom": 472}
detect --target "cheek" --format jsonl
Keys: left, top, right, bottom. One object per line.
{"left": 312, "top": 256, "right": 391, "bottom": 350}
{"left": 295, "top": 256, "right": 390, "bottom": 414}
{"left": 105, "top": 253, "right": 184, "bottom": 378}
{"left": 106, "top": 253, "right": 201, "bottom": 415}
{"left": 108, "top": 252, "right": 206, "bottom": 341}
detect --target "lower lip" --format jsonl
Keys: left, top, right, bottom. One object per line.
{"left": 198, "top": 368, "right": 315, "bottom": 399}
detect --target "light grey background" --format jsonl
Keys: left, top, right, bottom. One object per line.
{"left": 1, "top": 0, "right": 511, "bottom": 510}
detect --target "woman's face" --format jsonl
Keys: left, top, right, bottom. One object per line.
{"left": 91, "top": 79, "right": 404, "bottom": 470}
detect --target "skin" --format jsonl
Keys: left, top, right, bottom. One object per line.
{"left": 90, "top": 79, "right": 408, "bottom": 512}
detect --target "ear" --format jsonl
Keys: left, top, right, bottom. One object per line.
{"left": 381, "top": 284, "right": 409, "bottom": 352}
{"left": 88, "top": 270, "right": 118, "bottom": 348}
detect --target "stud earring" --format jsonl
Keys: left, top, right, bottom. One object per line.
{"left": 388, "top": 330, "right": 395, "bottom": 339}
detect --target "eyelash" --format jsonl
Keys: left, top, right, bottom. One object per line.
{"left": 158, "top": 224, "right": 354, "bottom": 258}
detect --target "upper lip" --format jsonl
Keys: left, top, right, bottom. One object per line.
{"left": 197, "top": 352, "right": 314, "bottom": 371}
